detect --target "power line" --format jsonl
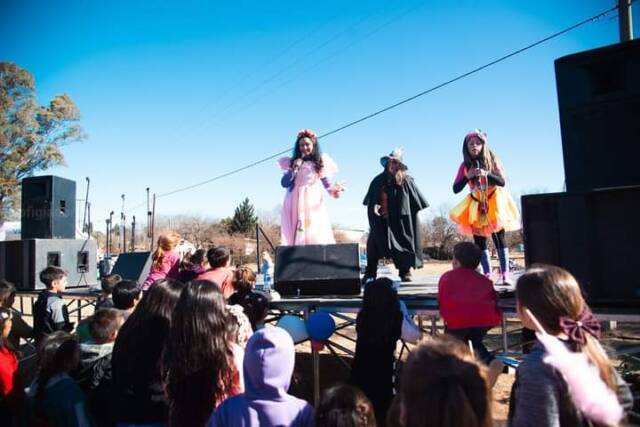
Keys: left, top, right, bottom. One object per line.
{"left": 147, "top": 4, "right": 618, "bottom": 200}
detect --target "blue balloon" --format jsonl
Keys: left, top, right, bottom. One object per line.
{"left": 276, "top": 314, "right": 309, "bottom": 344}
{"left": 306, "top": 311, "right": 335, "bottom": 341}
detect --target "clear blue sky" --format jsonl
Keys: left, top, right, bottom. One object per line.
{"left": 1, "top": 0, "right": 637, "bottom": 233}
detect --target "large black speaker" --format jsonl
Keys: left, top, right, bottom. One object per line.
{"left": 522, "top": 186, "right": 640, "bottom": 307}
{"left": 0, "top": 239, "right": 98, "bottom": 290}
{"left": 555, "top": 39, "right": 640, "bottom": 192}
{"left": 274, "top": 244, "right": 360, "bottom": 296}
{"left": 111, "top": 252, "right": 152, "bottom": 283}
{"left": 21, "top": 176, "right": 76, "bottom": 239}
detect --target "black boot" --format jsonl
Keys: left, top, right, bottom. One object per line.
{"left": 399, "top": 269, "right": 412, "bottom": 282}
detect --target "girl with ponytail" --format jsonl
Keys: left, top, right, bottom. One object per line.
{"left": 142, "top": 232, "right": 181, "bottom": 290}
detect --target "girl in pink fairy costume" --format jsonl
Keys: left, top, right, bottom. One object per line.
{"left": 278, "top": 129, "right": 343, "bottom": 245}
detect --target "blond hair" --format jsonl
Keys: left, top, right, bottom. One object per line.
{"left": 152, "top": 232, "right": 180, "bottom": 270}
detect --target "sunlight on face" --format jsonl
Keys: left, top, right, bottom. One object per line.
{"left": 298, "top": 137, "right": 314, "bottom": 157}
{"left": 466, "top": 136, "right": 484, "bottom": 158}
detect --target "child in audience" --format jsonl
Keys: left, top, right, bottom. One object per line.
{"left": 0, "top": 279, "right": 33, "bottom": 347}
{"left": 209, "top": 326, "right": 314, "bottom": 427}
{"left": 198, "top": 246, "right": 234, "bottom": 298}
{"left": 163, "top": 280, "right": 244, "bottom": 427}
{"left": 96, "top": 273, "right": 121, "bottom": 310}
{"left": 509, "top": 265, "right": 633, "bottom": 426}
{"left": 228, "top": 266, "right": 271, "bottom": 330}
{"left": 75, "top": 308, "right": 124, "bottom": 426}
{"left": 0, "top": 307, "right": 23, "bottom": 423}
{"left": 390, "top": 336, "right": 492, "bottom": 427}
{"left": 111, "top": 278, "right": 185, "bottom": 425}
{"left": 178, "top": 248, "right": 208, "bottom": 283}
{"left": 437, "top": 241, "right": 502, "bottom": 364}
{"left": 112, "top": 279, "right": 142, "bottom": 316}
{"left": 33, "top": 266, "right": 74, "bottom": 345}
{"left": 227, "top": 304, "right": 253, "bottom": 348}
{"left": 316, "top": 384, "right": 376, "bottom": 427}
{"left": 25, "top": 331, "right": 92, "bottom": 426}
{"left": 142, "top": 232, "right": 181, "bottom": 290}
{"left": 351, "top": 278, "right": 403, "bottom": 425}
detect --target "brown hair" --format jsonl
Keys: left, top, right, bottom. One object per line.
{"left": 152, "top": 232, "right": 180, "bottom": 270}
{"left": 394, "top": 336, "right": 492, "bottom": 427}
{"left": 89, "top": 308, "right": 124, "bottom": 344}
{"left": 516, "top": 265, "right": 616, "bottom": 390}
{"left": 291, "top": 128, "right": 324, "bottom": 173}
{"left": 39, "top": 266, "right": 66, "bottom": 289}
{"left": 453, "top": 241, "right": 482, "bottom": 269}
{"left": 0, "top": 279, "right": 16, "bottom": 307}
{"left": 101, "top": 273, "right": 122, "bottom": 294}
{"left": 232, "top": 265, "right": 256, "bottom": 293}
{"left": 316, "top": 384, "right": 376, "bottom": 427}
{"left": 462, "top": 131, "right": 501, "bottom": 178}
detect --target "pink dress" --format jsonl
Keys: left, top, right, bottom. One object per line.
{"left": 278, "top": 154, "right": 338, "bottom": 245}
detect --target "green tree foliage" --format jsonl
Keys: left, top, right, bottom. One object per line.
{"left": 0, "top": 62, "right": 85, "bottom": 224}
{"left": 226, "top": 197, "right": 257, "bottom": 235}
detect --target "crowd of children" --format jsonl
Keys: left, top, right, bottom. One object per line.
{"left": 0, "top": 231, "right": 634, "bottom": 427}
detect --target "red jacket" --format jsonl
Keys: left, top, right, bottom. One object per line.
{"left": 437, "top": 267, "right": 502, "bottom": 329}
{"left": 197, "top": 267, "right": 234, "bottom": 299}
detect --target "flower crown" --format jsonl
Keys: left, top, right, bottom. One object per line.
{"left": 297, "top": 128, "right": 318, "bottom": 143}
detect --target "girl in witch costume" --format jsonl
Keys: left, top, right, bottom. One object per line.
{"left": 449, "top": 130, "right": 520, "bottom": 283}
{"left": 278, "top": 129, "right": 344, "bottom": 246}
{"left": 363, "top": 148, "right": 429, "bottom": 283}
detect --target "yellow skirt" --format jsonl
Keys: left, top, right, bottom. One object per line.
{"left": 450, "top": 187, "right": 520, "bottom": 237}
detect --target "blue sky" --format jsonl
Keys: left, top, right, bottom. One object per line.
{"left": 1, "top": 0, "right": 637, "bottom": 233}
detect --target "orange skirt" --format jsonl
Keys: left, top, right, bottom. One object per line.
{"left": 450, "top": 187, "right": 520, "bottom": 237}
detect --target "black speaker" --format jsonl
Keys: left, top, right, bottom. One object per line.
{"left": 555, "top": 39, "right": 640, "bottom": 192}
{"left": 0, "top": 239, "right": 98, "bottom": 290}
{"left": 111, "top": 252, "right": 152, "bottom": 283}
{"left": 274, "top": 244, "right": 360, "bottom": 296}
{"left": 21, "top": 176, "right": 76, "bottom": 239}
{"left": 522, "top": 186, "right": 640, "bottom": 307}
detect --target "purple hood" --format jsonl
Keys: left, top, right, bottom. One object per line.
{"left": 243, "top": 326, "right": 295, "bottom": 400}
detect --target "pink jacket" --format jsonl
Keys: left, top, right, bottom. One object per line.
{"left": 142, "top": 251, "right": 180, "bottom": 290}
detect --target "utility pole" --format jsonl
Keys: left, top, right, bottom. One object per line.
{"left": 619, "top": 0, "right": 634, "bottom": 42}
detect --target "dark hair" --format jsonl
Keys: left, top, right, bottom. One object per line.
{"left": 316, "top": 384, "right": 376, "bottom": 427}
{"left": 207, "top": 246, "right": 230, "bottom": 269}
{"left": 101, "top": 274, "right": 122, "bottom": 294}
{"left": 35, "top": 331, "right": 80, "bottom": 415}
{"left": 462, "top": 131, "right": 498, "bottom": 174}
{"left": 232, "top": 265, "right": 256, "bottom": 293}
{"left": 453, "top": 242, "right": 482, "bottom": 269}
{"left": 291, "top": 128, "right": 324, "bottom": 173}
{"left": 190, "top": 249, "right": 207, "bottom": 266}
{"left": 0, "top": 279, "right": 16, "bottom": 307}
{"left": 516, "top": 265, "right": 616, "bottom": 390}
{"left": 163, "top": 280, "right": 235, "bottom": 427}
{"left": 112, "top": 280, "right": 141, "bottom": 310}
{"left": 39, "top": 266, "right": 66, "bottom": 289}
{"left": 112, "top": 278, "right": 185, "bottom": 399}
{"left": 89, "top": 308, "right": 124, "bottom": 344}
{"left": 395, "top": 336, "right": 492, "bottom": 427}
{"left": 357, "top": 278, "right": 402, "bottom": 346}
{"left": 228, "top": 291, "right": 269, "bottom": 330}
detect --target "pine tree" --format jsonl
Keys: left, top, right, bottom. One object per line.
{"left": 227, "top": 198, "right": 257, "bottom": 235}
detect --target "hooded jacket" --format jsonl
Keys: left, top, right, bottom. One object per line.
{"left": 209, "top": 327, "right": 314, "bottom": 427}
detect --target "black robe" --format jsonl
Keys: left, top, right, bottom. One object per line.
{"left": 363, "top": 172, "right": 429, "bottom": 271}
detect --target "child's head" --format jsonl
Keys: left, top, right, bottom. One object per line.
{"left": 157, "top": 232, "right": 180, "bottom": 251}
{"left": 316, "top": 384, "right": 376, "bottom": 427}
{"left": 395, "top": 336, "right": 492, "bottom": 427}
{"left": 0, "top": 307, "right": 12, "bottom": 342}
{"left": 207, "top": 246, "right": 230, "bottom": 269}
{"left": 0, "top": 279, "right": 16, "bottom": 308}
{"left": 232, "top": 265, "right": 256, "bottom": 293}
{"left": 515, "top": 264, "right": 615, "bottom": 389}
{"left": 462, "top": 129, "right": 496, "bottom": 172}
{"left": 39, "top": 266, "right": 67, "bottom": 291}
{"left": 89, "top": 308, "right": 124, "bottom": 344}
{"left": 35, "top": 332, "right": 80, "bottom": 408}
{"left": 231, "top": 291, "right": 269, "bottom": 330}
{"left": 452, "top": 242, "right": 482, "bottom": 269}
{"left": 100, "top": 273, "right": 122, "bottom": 295}
{"left": 190, "top": 249, "right": 207, "bottom": 267}
{"left": 163, "top": 280, "right": 234, "bottom": 427}
{"left": 358, "top": 278, "right": 402, "bottom": 345}
{"left": 112, "top": 280, "right": 141, "bottom": 311}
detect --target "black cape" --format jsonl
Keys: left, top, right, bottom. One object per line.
{"left": 363, "top": 172, "right": 429, "bottom": 270}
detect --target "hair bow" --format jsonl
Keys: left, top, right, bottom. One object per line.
{"left": 559, "top": 310, "right": 601, "bottom": 345}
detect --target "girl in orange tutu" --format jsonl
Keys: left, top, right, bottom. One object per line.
{"left": 450, "top": 130, "right": 520, "bottom": 282}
